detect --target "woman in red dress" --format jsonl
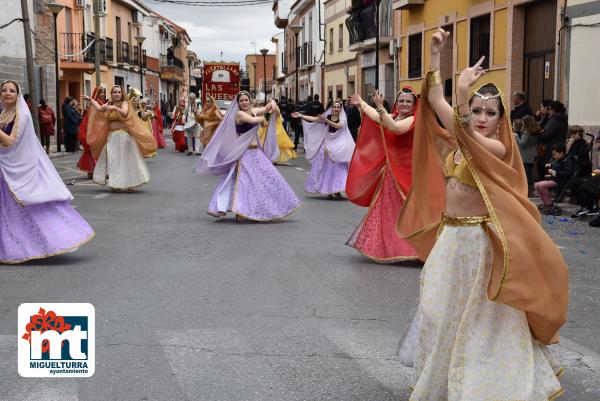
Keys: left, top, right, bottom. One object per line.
{"left": 78, "top": 87, "right": 106, "bottom": 177}
{"left": 151, "top": 97, "right": 167, "bottom": 149}
{"left": 345, "top": 87, "right": 419, "bottom": 263}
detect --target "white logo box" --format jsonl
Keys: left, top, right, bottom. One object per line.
{"left": 18, "top": 303, "right": 95, "bottom": 378}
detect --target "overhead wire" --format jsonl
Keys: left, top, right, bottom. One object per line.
{"left": 146, "top": 0, "right": 273, "bottom": 6}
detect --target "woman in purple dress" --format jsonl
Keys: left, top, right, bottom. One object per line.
{"left": 292, "top": 100, "right": 355, "bottom": 198}
{"left": 0, "top": 80, "right": 94, "bottom": 263}
{"left": 196, "top": 91, "right": 300, "bottom": 221}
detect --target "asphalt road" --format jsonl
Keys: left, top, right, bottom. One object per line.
{"left": 0, "top": 138, "right": 599, "bottom": 400}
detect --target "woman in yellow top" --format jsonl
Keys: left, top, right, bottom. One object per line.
{"left": 137, "top": 98, "right": 155, "bottom": 136}
{"left": 84, "top": 86, "right": 156, "bottom": 192}
{"left": 257, "top": 102, "right": 297, "bottom": 164}
{"left": 397, "top": 29, "right": 568, "bottom": 400}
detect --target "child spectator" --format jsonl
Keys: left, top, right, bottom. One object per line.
{"left": 534, "top": 144, "right": 575, "bottom": 214}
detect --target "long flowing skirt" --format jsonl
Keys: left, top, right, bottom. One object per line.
{"left": 208, "top": 148, "right": 300, "bottom": 221}
{"left": 406, "top": 223, "right": 563, "bottom": 401}
{"left": 172, "top": 129, "right": 187, "bottom": 152}
{"left": 305, "top": 147, "right": 348, "bottom": 195}
{"left": 77, "top": 147, "right": 96, "bottom": 173}
{"left": 152, "top": 119, "right": 166, "bottom": 149}
{"left": 93, "top": 130, "right": 150, "bottom": 190}
{"left": 346, "top": 166, "right": 418, "bottom": 263}
{"left": 0, "top": 175, "right": 94, "bottom": 263}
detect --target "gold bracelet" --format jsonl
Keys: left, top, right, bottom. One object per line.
{"left": 427, "top": 69, "right": 442, "bottom": 88}
{"left": 377, "top": 106, "right": 386, "bottom": 115}
{"left": 453, "top": 106, "right": 471, "bottom": 128}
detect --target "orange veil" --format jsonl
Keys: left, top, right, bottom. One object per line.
{"left": 397, "top": 72, "right": 568, "bottom": 345}
{"left": 87, "top": 87, "right": 157, "bottom": 160}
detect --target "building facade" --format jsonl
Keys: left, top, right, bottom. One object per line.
{"left": 245, "top": 53, "right": 277, "bottom": 100}
{"left": 323, "top": 0, "right": 359, "bottom": 102}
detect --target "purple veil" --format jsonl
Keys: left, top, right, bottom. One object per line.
{"left": 196, "top": 96, "right": 279, "bottom": 175}
{"left": 0, "top": 91, "right": 72, "bottom": 205}
{"left": 302, "top": 106, "right": 355, "bottom": 163}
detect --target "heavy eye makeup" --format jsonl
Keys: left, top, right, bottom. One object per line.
{"left": 470, "top": 107, "right": 498, "bottom": 117}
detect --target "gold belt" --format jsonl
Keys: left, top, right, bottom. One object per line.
{"left": 441, "top": 213, "right": 491, "bottom": 227}
{"left": 248, "top": 144, "right": 258, "bottom": 149}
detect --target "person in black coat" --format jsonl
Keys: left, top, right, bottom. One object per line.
{"left": 62, "top": 96, "right": 82, "bottom": 153}
{"left": 538, "top": 101, "right": 568, "bottom": 171}
{"left": 308, "top": 94, "right": 325, "bottom": 116}
{"left": 510, "top": 91, "right": 534, "bottom": 122}
{"left": 346, "top": 97, "right": 362, "bottom": 142}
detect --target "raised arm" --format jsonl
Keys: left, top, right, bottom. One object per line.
{"left": 82, "top": 95, "right": 108, "bottom": 112}
{"left": 350, "top": 94, "right": 380, "bottom": 123}
{"left": 252, "top": 100, "right": 274, "bottom": 117}
{"left": 372, "top": 90, "right": 414, "bottom": 134}
{"left": 291, "top": 111, "right": 319, "bottom": 123}
{"left": 110, "top": 101, "right": 129, "bottom": 118}
{"left": 427, "top": 29, "right": 453, "bottom": 132}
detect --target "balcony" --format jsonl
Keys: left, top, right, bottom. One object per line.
{"left": 59, "top": 33, "right": 114, "bottom": 70}
{"left": 346, "top": 0, "right": 393, "bottom": 52}
{"left": 392, "top": 0, "right": 425, "bottom": 10}
{"left": 116, "top": 41, "right": 130, "bottom": 65}
{"left": 298, "top": 41, "right": 313, "bottom": 69}
{"left": 159, "top": 54, "right": 185, "bottom": 83}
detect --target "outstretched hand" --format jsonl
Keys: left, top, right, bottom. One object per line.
{"left": 430, "top": 28, "right": 450, "bottom": 55}
{"left": 373, "top": 89, "right": 384, "bottom": 109}
{"left": 291, "top": 112, "right": 301, "bottom": 118}
{"left": 349, "top": 94, "right": 363, "bottom": 106}
{"left": 458, "top": 56, "right": 486, "bottom": 89}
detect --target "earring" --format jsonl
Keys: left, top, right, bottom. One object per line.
{"left": 494, "top": 125, "right": 500, "bottom": 140}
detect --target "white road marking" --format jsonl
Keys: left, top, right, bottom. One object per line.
{"left": 93, "top": 193, "right": 110, "bottom": 199}
{"left": 295, "top": 167, "right": 304, "bottom": 171}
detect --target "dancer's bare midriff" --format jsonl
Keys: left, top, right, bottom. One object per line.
{"left": 108, "top": 121, "right": 125, "bottom": 131}
{"left": 444, "top": 177, "right": 488, "bottom": 217}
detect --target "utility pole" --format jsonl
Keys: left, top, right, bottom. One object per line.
{"left": 375, "top": 0, "right": 380, "bottom": 91}
{"left": 93, "top": 0, "right": 101, "bottom": 87}
{"left": 20, "top": 0, "right": 41, "bottom": 137}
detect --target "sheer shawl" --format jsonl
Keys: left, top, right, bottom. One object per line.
{"left": 196, "top": 98, "right": 279, "bottom": 175}
{"left": 346, "top": 87, "right": 418, "bottom": 207}
{"left": 78, "top": 86, "right": 104, "bottom": 147}
{"left": 0, "top": 93, "right": 72, "bottom": 205}
{"left": 301, "top": 107, "right": 355, "bottom": 163}
{"left": 87, "top": 89, "right": 157, "bottom": 160}
{"left": 397, "top": 72, "right": 568, "bottom": 345}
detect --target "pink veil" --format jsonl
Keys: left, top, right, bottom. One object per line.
{"left": 302, "top": 106, "right": 355, "bottom": 163}
{"left": 196, "top": 96, "right": 279, "bottom": 175}
{"left": 0, "top": 91, "right": 72, "bottom": 205}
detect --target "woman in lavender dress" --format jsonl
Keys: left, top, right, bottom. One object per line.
{"left": 292, "top": 100, "right": 355, "bottom": 198}
{"left": 196, "top": 91, "right": 300, "bottom": 221}
{"left": 0, "top": 80, "right": 94, "bottom": 263}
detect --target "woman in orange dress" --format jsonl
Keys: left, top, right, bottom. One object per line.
{"left": 78, "top": 87, "right": 106, "bottom": 177}
{"left": 197, "top": 96, "right": 223, "bottom": 148}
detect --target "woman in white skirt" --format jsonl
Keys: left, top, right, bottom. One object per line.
{"left": 397, "top": 28, "right": 568, "bottom": 401}
{"left": 84, "top": 86, "right": 156, "bottom": 192}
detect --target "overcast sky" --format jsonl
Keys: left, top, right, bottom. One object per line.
{"left": 143, "top": 0, "right": 294, "bottom": 69}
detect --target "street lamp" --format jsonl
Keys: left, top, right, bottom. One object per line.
{"left": 135, "top": 35, "right": 146, "bottom": 95}
{"left": 260, "top": 48, "right": 269, "bottom": 102}
{"left": 289, "top": 25, "right": 302, "bottom": 104}
{"left": 375, "top": 0, "right": 381, "bottom": 90}
{"left": 251, "top": 62, "right": 257, "bottom": 97}
{"left": 47, "top": 1, "right": 65, "bottom": 152}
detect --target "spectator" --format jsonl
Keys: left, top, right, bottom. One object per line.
{"left": 536, "top": 99, "right": 552, "bottom": 131}
{"left": 346, "top": 97, "right": 361, "bottom": 142}
{"left": 515, "top": 115, "right": 539, "bottom": 194}
{"left": 512, "top": 118, "right": 523, "bottom": 135}
{"left": 309, "top": 94, "right": 325, "bottom": 116}
{"left": 534, "top": 144, "right": 575, "bottom": 214}
{"left": 161, "top": 98, "right": 169, "bottom": 129}
{"left": 569, "top": 170, "right": 600, "bottom": 219}
{"left": 167, "top": 46, "right": 174, "bottom": 65}
{"left": 62, "top": 96, "right": 82, "bottom": 153}
{"left": 37, "top": 98, "right": 56, "bottom": 154}
{"left": 510, "top": 91, "right": 534, "bottom": 121}
{"left": 567, "top": 125, "right": 593, "bottom": 177}
{"left": 279, "top": 96, "right": 291, "bottom": 132}
{"left": 539, "top": 100, "right": 568, "bottom": 167}
{"left": 23, "top": 93, "right": 32, "bottom": 110}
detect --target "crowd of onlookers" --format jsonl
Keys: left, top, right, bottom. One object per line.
{"left": 511, "top": 92, "right": 600, "bottom": 227}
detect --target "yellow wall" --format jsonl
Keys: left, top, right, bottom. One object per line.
{"left": 493, "top": 8, "right": 507, "bottom": 66}
{"left": 324, "top": 65, "right": 357, "bottom": 100}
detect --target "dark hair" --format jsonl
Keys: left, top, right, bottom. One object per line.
{"left": 550, "top": 101, "right": 565, "bottom": 114}
{"left": 552, "top": 143, "right": 566, "bottom": 154}
{"left": 236, "top": 91, "right": 251, "bottom": 105}
{"left": 306, "top": 95, "right": 313, "bottom": 102}
{"left": 1, "top": 80, "right": 21, "bottom": 94}
{"left": 39, "top": 98, "right": 46, "bottom": 106}
{"left": 313, "top": 94, "right": 319, "bottom": 101}
{"left": 469, "top": 83, "right": 505, "bottom": 117}
{"left": 64, "top": 96, "right": 74, "bottom": 105}
{"left": 541, "top": 99, "right": 552, "bottom": 108}
{"left": 513, "top": 91, "right": 526, "bottom": 101}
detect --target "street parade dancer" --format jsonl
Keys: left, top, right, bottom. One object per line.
{"left": 170, "top": 96, "right": 188, "bottom": 153}
{"left": 78, "top": 86, "right": 106, "bottom": 178}
{"left": 258, "top": 103, "right": 297, "bottom": 164}
{"left": 0, "top": 80, "right": 95, "bottom": 263}
{"left": 151, "top": 96, "right": 167, "bottom": 149}
{"left": 184, "top": 93, "right": 201, "bottom": 155}
{"left": 196, "top": 91, "right": 300, "bottom": 222}
{"left": 137, "top": 98, "right": 156, "bottom": 140}
{"left": 292, "top": 100, "right": 355, "bottom": 198}
{"left": 85, "top": 86, "right": 156, "bottom": 192}
{"left": 396, "top": 29, "right": 568, "bottom": 400}
{"left": 345, "top": 88, "right": 419, "bottom": 263}
{"left": 197, "top": 95, "right": 223, "bottom": 148}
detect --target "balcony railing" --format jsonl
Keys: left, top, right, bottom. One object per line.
{"left": 60, "top": 33, "right": 116, "bottom": 66}
{"left": 116, "top": 41, "right": 130, "bottom": 64}
{"left": 346, "top": 0, "right": 392, "bottom": 47}
{"left": 160, "top": 54, "right": 185, "bottom": 69}
{"left": 133, "top": 45, "right": 139, "bottom": 66}
{"left": 298, "top": 41, "right": 313, "bottom": 68}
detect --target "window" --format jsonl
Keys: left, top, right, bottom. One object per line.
{"left": 329, "top": 28, "right": 334, "bottom": 53}
{"left": 338, "top": 24, "right": 343, "bottom": 51}
{"left": 408, "top": 33, "right": 422, "bottom": 79}
{"left": 336, "top": 88, "right": 343, "bottom": 100}
{"left": 470, "top": 14, "right": 490, "bottom": 69}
